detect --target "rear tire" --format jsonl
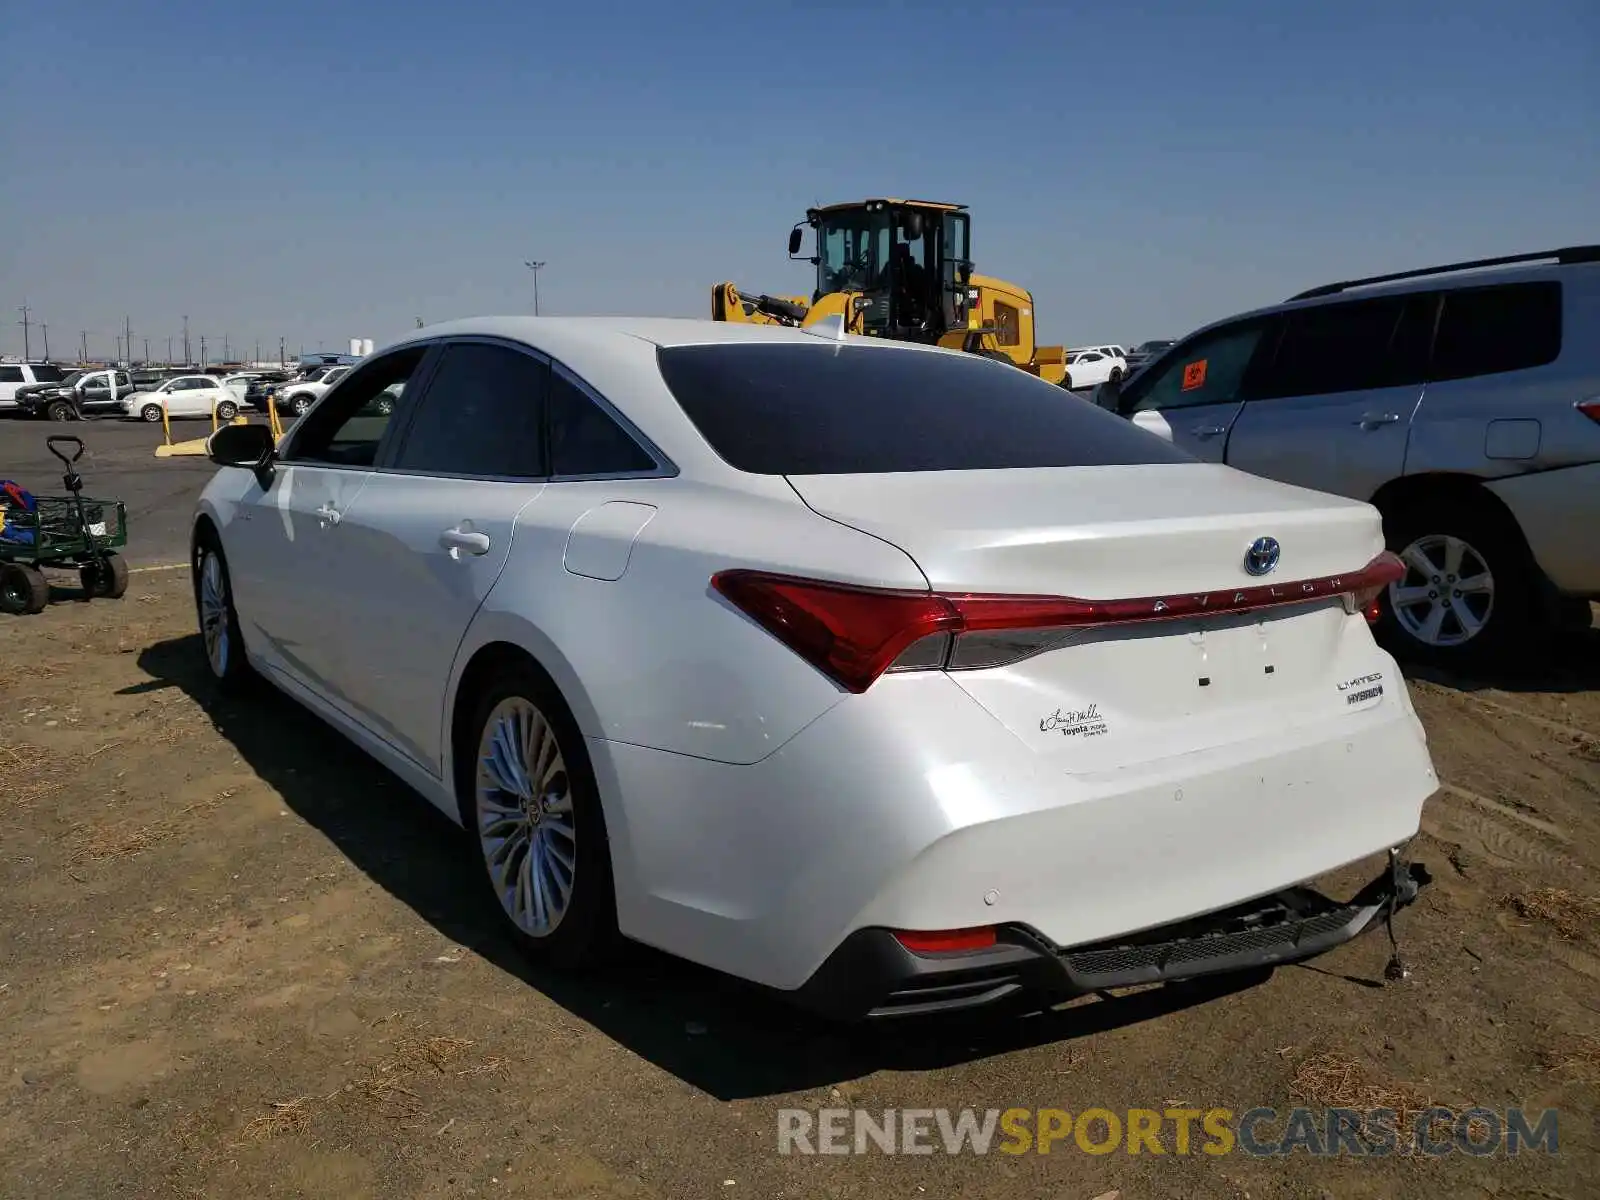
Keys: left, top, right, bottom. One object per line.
{"left": 1109, "top": 367, "right": 1123, "bottom": 383}
{"left": 1, "top": 563, "right": 50, "bottom": 615}
{"left": 1061, "top": 372, "right": 1074, "bottom": 390}
{"left": 457, "top": 661, "right": 618, "bottom": 970}
{"left": 1377, "top": 492, "right": 1535, "bottom": 669}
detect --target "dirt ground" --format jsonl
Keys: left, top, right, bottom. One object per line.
{"left": 2, "top": 570, "right": 1597, "bottom": 1199}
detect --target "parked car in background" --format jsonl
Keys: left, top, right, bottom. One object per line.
{"left": 0, "top": 362, "right": 69, "bottom": 412}
{"left": 1061, "top": 347, "right": 1127, "bottom": 390}
{"left": 15, "top": 369, "right": 135, "bottom": 420}
{"left": 1124, "top": 339, "right": 1176, "bottom": 373}
{"left": 1098, "top": 245, "right": 1600, "bottom": 666}
{"left": 190, "top": 316, "right": 1434, "bottom": 1020}
{"left": 121, "top": 375, "right": 240, "bottom": 423}
{"left": 267, "top": 364, "right": 352, "bottom": 416}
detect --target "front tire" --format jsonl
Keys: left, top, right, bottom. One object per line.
{"left": 1378, "top": 493, "right": 1534, "bottom": 668}
{"left": 141, "top": 404, "right": 163, "bottom": 423}
{"left": 46, "top": 400, "right": 76, "bottom": 422}
{"left": 192, "top": 534, "right": 252, "bottom": 688}
{"left": 216, "top": 400, "right": 238, "bottom": 421}
{"left": 81, "top": 552, "right": 129, "bottom": 599}
{"left": 458, "top": 663, "right": 617, "bottom": 969}
{"left": 290, "top": 394, "right": 313, "bottom": 417}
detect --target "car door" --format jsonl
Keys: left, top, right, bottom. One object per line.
{"left": 318, "top": 338, "right": 555, "bottom": 775}
{"left": 1117, "top": 316, "right": 1278, "bottom": 463}
{"left": 1075, "top": 351, "right": 1109, "bottom": 387}
{"left": 221, "top": 345, "right": 437, "bottom": 705}
{"left": 1223, "top": 292, "right": 1434, "bottom": 501}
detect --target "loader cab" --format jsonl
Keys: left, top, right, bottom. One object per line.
{"left": 801, "top": 199, "right": 973, "bottom": 343}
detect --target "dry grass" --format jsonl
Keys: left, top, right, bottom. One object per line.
{"left": 67, "top": 789, "right": 231, "bottom": 865}
{"left": 238, "top": 1099, "right": 314, "bottom": 1142}
{"left": 1501, "top": 888, "right": 1600, "bottom": 939}
{"left": 1539, "top": 1035, "right": 1600, "bottom": 1085}
{"left": 1290, "top": 1050, "right": 1440, "bottom": 1152}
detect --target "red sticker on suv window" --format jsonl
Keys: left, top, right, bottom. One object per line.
{"left": 1181, "top": 359, "right": 1208, "bottom": 391}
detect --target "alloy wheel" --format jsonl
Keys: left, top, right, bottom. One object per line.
{"left": 1388, "top": 533, "right": 1495, "bottom": 648}
{"left": 199, "top": 551, "right": 231, "bottom": 676}
{"left": 475, "top": 696, "right": 577, "bottom": 938}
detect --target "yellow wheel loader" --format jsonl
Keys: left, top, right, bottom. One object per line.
{"left": 711, "top": 198, "right": 1067, "bottom": 384}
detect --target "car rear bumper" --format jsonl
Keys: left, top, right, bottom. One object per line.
{"left": 593, "top": 661, "right": 1438, "bottom": 997}
{"left": 792, "top": 852, "right": 1430, "bottom": 1019}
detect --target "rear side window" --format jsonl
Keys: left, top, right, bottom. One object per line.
{"left": 30, "top": 365, "right": 66, "bottom": 383}
{"left": 392, "top": 342, "right": 545, "bottom": 478}
{"left": 1253, "top": 293, "right": 1434, "bottom": 399}
{"left": 1430, "top": 282, "right": 1562, "bottom": 382}
{"left": 547, "top": 370, "right": 656, "bottom": 477}
{"left": 0, "top": 367, "right": 24, "bottom": 383}
{"left": 656, "top": 343, "right": 1192, "bottom": 474}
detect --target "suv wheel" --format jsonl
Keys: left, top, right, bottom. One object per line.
{"left": 1378, "top": 494, "right": 1534, "bottom": 667}
{"left": 291, "top": 394, "right": 313, "bottom": 416}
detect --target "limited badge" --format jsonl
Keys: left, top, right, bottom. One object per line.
{"left": 1339, "top": 672, "right": 1385, "bottom": 706}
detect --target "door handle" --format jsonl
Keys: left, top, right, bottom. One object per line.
{"left": 315, "top": 503, "right": 342, "bottom": 526}
{"left": 1355, "top": 412, "right": 1401, "bottom": 426}
{"left": 440, "top": 527, "right": 491, "bottom": 558}
{"left": 1190, "top": 425, "right": 1227, "bottom": 437}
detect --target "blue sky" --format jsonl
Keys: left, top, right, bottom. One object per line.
{"left": 5, "top": 0, "right": 1596, "bottom": 361}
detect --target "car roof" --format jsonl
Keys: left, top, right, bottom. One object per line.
{"left": 374, "top": 315, "right": 1013, "bottom": 482}
{"left": 1176, "top": 258, "right": 1599, "bottom": 346}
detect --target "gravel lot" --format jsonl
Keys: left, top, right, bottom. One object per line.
{"left": 2, "top": 414, "right": 1597, "bottom": 1198}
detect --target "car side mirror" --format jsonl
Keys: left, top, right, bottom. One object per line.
{"left": 787, "top": 226, "right": 804, "bottom": 256}
{"left": 208, "top": 422, "right": 276, "bottom": 486}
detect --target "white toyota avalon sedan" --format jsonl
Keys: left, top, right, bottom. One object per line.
{"left": 192, "top": 316, "right": 1437, "bottom": 1020}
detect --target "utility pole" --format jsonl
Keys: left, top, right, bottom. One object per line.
{"left": 255, "top": 339, "right": 261, "bottom": 364}
{"left": 116, "top": 335, "right": 123, "bottom": 362}
{"left": 224, "top": 333, "right": 230, "bottom": 363}
{"left": 143, "top": 337, "right": 150, "bottom": 362}
{"left": 523, "top": 260, "right": 546, "bottom": 316}
{"left": 16, "top": 302, "right": 32, "bottom": 360}
{"left": 278, "top": 337, "right": 286, "bottom": 364}
{"left": 182, "top": 315, "right": 190, "bottom": 365}
{"left": 80, "top": 330, "right": 89, "bottom": 365}
{"left": 124, "top": 316, "right": 133, "bottom": 365}
{"left": 41, "top": 323, "right": 50, "bottom": 361}
{"left": 166, "top": 335, "right": 173, "bottom": 364}
{"left": 199, "top": 334, "right": 207, "bottom": 368}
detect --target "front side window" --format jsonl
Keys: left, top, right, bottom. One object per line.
{"left": 1121, "top": 321, "right": 1273, "bottom": 414}
{"left": 390, "top": 342, "right": 545, "bottom": 478}
{"left": 657, "top": 343, "right": 1192, "bottom": 475}
{"left": 285, "top": 346, "right": 429, "bottom": 468}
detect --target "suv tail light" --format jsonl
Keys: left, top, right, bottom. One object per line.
{"left": 711, "top": 552, "right": 1405, "bottom": 693}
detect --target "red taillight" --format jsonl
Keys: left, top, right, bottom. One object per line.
{"left": 1578, "top": 397, "right": 1600, "bottom": 426}
{"left": 893, "top": 927, "right": 997, "bottom": 954}
{"left": 1349, "top": 550, "right": 1405, "bottom": 623}
{"left": 711, "top": 551, "right": 1407, "bottom": 693}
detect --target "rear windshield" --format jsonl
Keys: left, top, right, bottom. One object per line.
{"left": 656, "top": 343, "right": 1193, "bottom": 475}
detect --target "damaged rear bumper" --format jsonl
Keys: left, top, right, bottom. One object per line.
{"left": 793, "top": 853, "right": 1432, "bottom": 1021}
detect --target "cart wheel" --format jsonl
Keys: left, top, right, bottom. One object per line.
{"left": 82, "top": 553, "right": 130, "bottom": 600}
{"left": 1, "top": 563, "right": 51, "bottom": 615}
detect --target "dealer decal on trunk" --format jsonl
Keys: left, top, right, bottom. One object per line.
{"left": 1338, "top": 672, "right": 1385, "bottom": 707}
{"left": 1040, "top": 704, "right": 1109, "bottom": 739}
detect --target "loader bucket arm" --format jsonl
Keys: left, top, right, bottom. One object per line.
{"left": 711, "top": 282, "right": 812, "bottom": 326}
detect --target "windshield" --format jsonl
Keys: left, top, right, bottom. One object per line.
{"left": 58, "top": 371, "right": 86, "bottom": 387}
{"left": 815, "top": 208, "right": 890, "bottom": 298}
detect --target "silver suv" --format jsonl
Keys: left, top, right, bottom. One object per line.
{"left": 1101, "top": 246, "right": 1600, "bottom": 667}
